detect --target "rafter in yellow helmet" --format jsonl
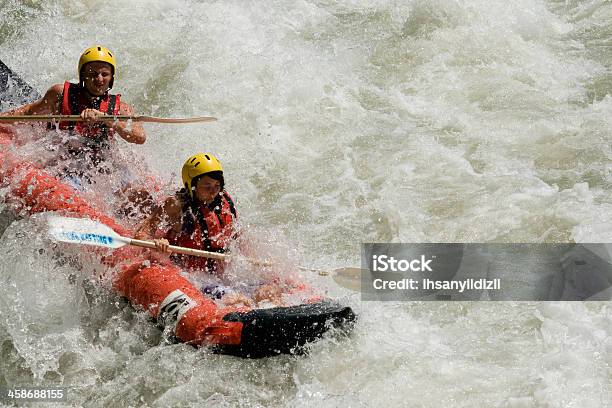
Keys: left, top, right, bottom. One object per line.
{"left": 78, "top": 45, "right": 116, "bottom": 88}
{"left": 182, "top": 153, "right": 224, "bottom": 199}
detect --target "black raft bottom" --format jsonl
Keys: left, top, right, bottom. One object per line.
{"left": 215, "top": 301, "right": 356, "bottom": 358}
{"left": 0, "top": 59, "right": 40, "bottom": 107}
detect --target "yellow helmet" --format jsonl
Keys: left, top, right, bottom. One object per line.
{"left": 182, "top": 153, "right": 224, "bottom": 198}
{"left": 78, "top": 45, "right": 117, "bottom": 88}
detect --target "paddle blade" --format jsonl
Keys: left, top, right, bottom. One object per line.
{"left": 47, "top": 216, "right": 126, "bottom": 249}
{"left": 332, "top": 267, "right": 364, "bottom": 292}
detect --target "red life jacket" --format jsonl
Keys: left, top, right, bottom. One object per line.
{"left": 166, "top": 191, "right": 237, "bottom": 274}
{"left": 58, "top": 81, "right": 121, "bottom": 147}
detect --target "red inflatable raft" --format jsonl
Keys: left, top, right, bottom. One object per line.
{"left": 0, "top": 60, "right": 355, "bottom": 358}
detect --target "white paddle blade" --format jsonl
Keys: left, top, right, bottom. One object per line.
{"left": 47, "top": 216, "right": 127, "bottom": 249}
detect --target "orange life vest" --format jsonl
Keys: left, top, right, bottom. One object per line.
{"left": 58, "top": 81, "right": 121, "bottom": 155}
{"left": 166, "top": 191, "right": 237, "bottom": 275}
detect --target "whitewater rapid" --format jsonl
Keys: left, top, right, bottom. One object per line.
{"left": 1, "top": 0, "right": 611, "bottom": 406}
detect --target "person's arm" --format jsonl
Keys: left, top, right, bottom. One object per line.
{"left": 0, "top": 84, "right": 62, "bottom": 117}
{"left": 134, "top": 196, "right": 182, "bottom": 252}
{"left": 79, "top": 100, "right": 146, "bottom": 144}
{"left": 110, "top": 101, "right": 146, "bottom": 144}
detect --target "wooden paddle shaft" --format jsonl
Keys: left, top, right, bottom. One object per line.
{"left": 129, "top": 238, "right": 227, "bottom": 260}
{"left": 128, "top": 239, "right": 276, "bottom": 266}
{"left": 297, "top": 266, "right": 330, "bottom": 276}
{"left": 0, "top": 115, "right": 217, "bottom": 124}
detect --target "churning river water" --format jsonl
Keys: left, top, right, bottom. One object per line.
{"left": 1, "top": 0, "right": 611, "bottom": 407}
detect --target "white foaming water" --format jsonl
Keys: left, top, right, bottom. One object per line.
{"left": 1, "top": 0, "right": 611, "bottom": 406}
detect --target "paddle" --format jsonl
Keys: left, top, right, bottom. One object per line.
{"left": 49, "top": 215, "right": 241, "bottom": 262}
{"left": 47, "top": 215, "right": 363, "bottom": 284}
{"left": 0, "top": 115, "right": 217, "bottom": 124}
